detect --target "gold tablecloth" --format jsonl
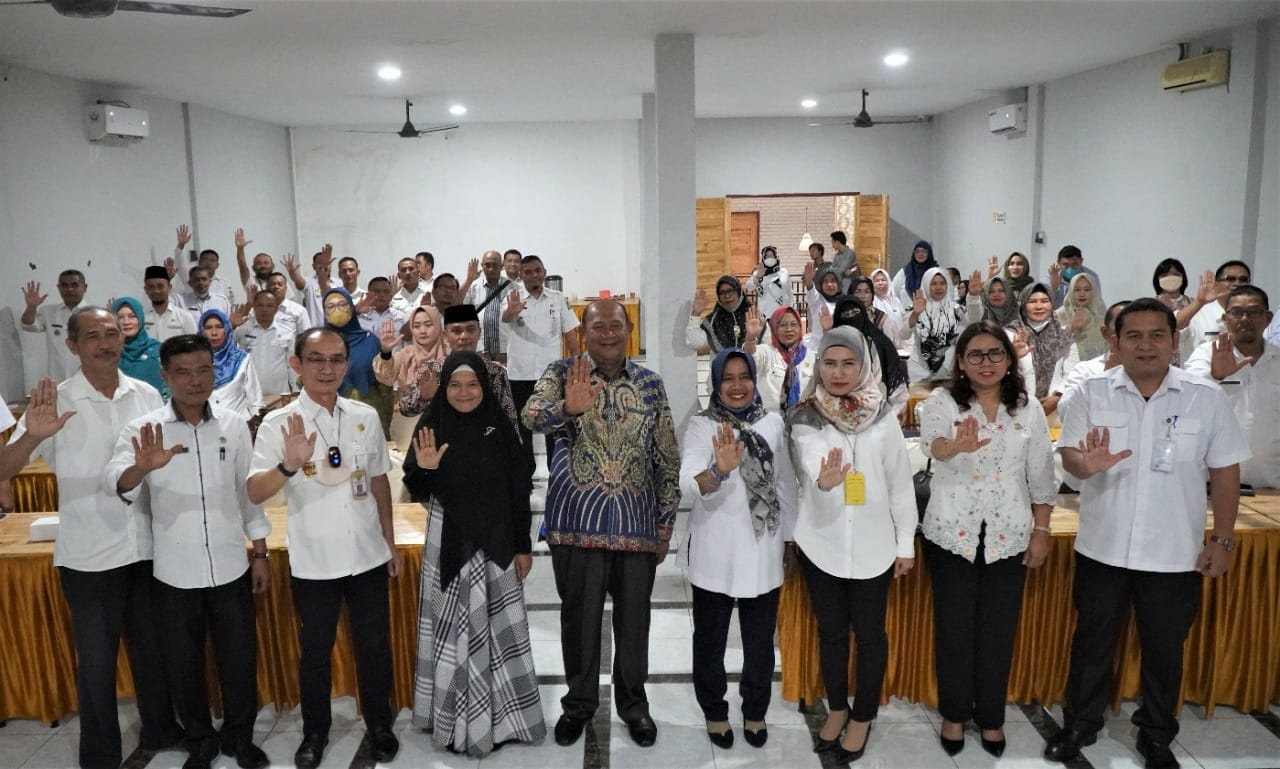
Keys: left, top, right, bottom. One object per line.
{"left": 778, "top": 493, "right": 1280, "bottom": 716}
{"left": 9, "top": 459, "right": 57, "bottom": 513}
{"left": 0, "top": 505, "right": 428, "bottom": 724}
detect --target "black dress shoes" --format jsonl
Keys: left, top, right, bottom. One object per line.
{"left": 222, "top": 740, "right": 270, "bottom": 769}
{"left": 1137, "top": 731, "right": 1180, "bottom": 769}
{"left": 743, "top": 725, "right": 768, "bottom": 748}
{"left": 367, "top": 727, "right": 400, "bottom": 763}
{"left": 980, "top": 735, "right": 1006, "bottom": 758}
{"left": 1043, "top": 728, "right": 1097, "bottom": 763}
{"left": 834, "top": 720, "right": 872, "bottom": 764}
{"left": 706, "top": 726, "right": 734, "bottom": 749}
{"left": 625, "top": 714, "right": 658, "bottom": 747}
{"left": 294, "top": 733, "right": 328, "bottom": 769}
{"left": 554, "top": 714, "right": 589, "bottom": 746}
{"left": 940, "top": 735, "right": 965, "bottom": 756}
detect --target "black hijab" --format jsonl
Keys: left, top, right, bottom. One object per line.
{"left": 701, "top": 274, "right": 750, "bottom": 352}
{"left": 402, "top": 350, "right": 531, "bottom": 588}
{"left": 832, "top": 296, "right": 909, "bottom": 397}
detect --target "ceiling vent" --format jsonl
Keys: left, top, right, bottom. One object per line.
{"left": 1162, "top": 50, "right": 1229, "bottom": 92}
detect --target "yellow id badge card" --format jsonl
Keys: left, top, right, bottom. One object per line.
{"left": 844, "top": 471, "right": 866, "bottom": 506}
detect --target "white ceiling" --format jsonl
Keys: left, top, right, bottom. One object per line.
{"left": 0, "top": 0, "right": 1276, "bottom": 127}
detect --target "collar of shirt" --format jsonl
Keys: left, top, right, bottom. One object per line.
{"left": 584, "top": 355, "right": 635, "bottom": 382}
{"left": 160, "top": 399, "right": 214, "bottom": 424}
{"left": 1109, "top": 365, "right": 1184, "bottom": 399}
{"left": 64, "top": 369, "right": 144, "bottom": 404}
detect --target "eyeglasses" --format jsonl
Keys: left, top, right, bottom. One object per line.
{"left": 1217, "top": 276, "right": 1250, "bottom": 284}
{"left": 303, "top": 355, "right": 348, "bottom": 367}
{"left": 323, "top": 301, "right": 351, "bottom": 311}
{"left": 774, "top": 321, "right": 801, "bottom": 330}
{"left": 1225, "top": 308, "right": 1267, "bottom": 320}
{"left": 964, "top": 348, "right": 1007, "bottom": 365}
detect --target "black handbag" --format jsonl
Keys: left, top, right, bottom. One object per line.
{"left": 912, "top": 458, "right": 933, "bottom": 523}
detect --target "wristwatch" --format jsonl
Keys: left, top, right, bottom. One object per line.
{"left": 1209, "top": 534, "right": 1235, "bottom": 552}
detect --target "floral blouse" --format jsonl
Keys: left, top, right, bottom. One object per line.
{"left": 919, "top": 387, "right": 1057, "bottom": 563}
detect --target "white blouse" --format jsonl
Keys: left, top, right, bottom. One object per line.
{"left": 747, "top": 344, "right": 815, "bottom": 414}
{"left": 919, "top": 388, "right": 1057, "bottom": 563}
{"left": 679, "top": 413, "right": 798, "bottom": 598}
{"left": 211, "top": 360, "right": 264, "bottom": 421}
{"left": 789, "top": 414, "right": 917, "bottom": 580}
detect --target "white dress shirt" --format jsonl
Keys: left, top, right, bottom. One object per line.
{"left": 1184, "top": 300, "right": 1227, "bottom": 352}
{"left": 1057, "top": 365, "right": 1250, "bottom": 572}
{"left": 22, "top": 303, "right": 82, "bottom": 381}
{"left": 744, "top": 268, "right": 792, "bottom": 322}
{"left": 235, "top": 317, "right": 297, "bottom": 396}
{"left": 359, "top": 305, "right": 407, "bottom": 336}
{"left": 11, "top": 372, "right": 163, "bottom": 570}
{"left": 1266, "top": 312, "right": 1280, "bottom": 347}
{"left": 106, "top": 402, "right": 269, "bottom": 589}
{"left": 679, "top": 413, "right": 798, "bottom": 597}
{"left": 173, "top": 266, "right": 237, "bottom": 305}
{"left": 0, "top": 402, "right": 15, "bottom": 433}
{"left": 920, "top": 389, "right": 1058, "bottom": 563}
{"left": 181, "top": 291, "right": 232, "bottom": 323}
{"left": 504, "top": 287, "right": 580, "bottom": 381}
{"left": 249, "top": 392, "right": 392, "bottom": 580}
{"left": 389, "top": 284, "right": 427, "bottom": 317}
{"left": 789, "top": 414, "right": 917, "bottom": 579}
{"left": 144, "top": 301, "right": 197, "bottom": 342}
{"left": 1184, "top": 341, "right": 1280, "bottom": 488}
{"left": 212, "top": 361, "right": 264, "bottom": 421}
{"left": 278, "top": 298, "right": 308, "bottom": 333}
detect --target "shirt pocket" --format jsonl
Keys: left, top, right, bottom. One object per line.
{"left": 1092, "top": 411, "right": 1130, "bottom": 454}
{"left": 1172, "top": 417, "right": 1201, "bottom": 462}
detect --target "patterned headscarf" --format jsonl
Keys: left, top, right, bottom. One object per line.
{"left": 198, "top": 308, "right": 248, "bottom": 389}
{"left": 700, "top": 348, "right": 779, "bottom": 538}
{"left": 768, "top": 306, "right": 807, "bottom": 411}
{"left": 980, "top": 276, "right": 1022, "bottom": 328}
{"left": 700, "top": 275, "right": 750, "bottom": 352}
{"left": 799, "top": 326, "right": 887, "bottom": 434}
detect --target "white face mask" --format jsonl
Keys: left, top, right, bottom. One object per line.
{"left": 1158, "top": 274, "right": 1183, "bottom": 292}
{"left": 763, "top": 257, "right": 779, "bottom": 269}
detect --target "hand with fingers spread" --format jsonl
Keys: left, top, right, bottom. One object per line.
{"left": 1069, "top": 312, "right": 1088, "bottom": 332}
{"left": 315, "top": 244, "right": 334, "bottom": 273}
{"left": 503, "top": 289, "right": 527, "bottom": 322}
{"left": 229, "top": 301, "right": 251, "bottom": 328}
{"left": 386, "top": 274, "right": 401, "bottom": 296}
{"left": 23, "top": 378, "right": 76, "bottom": 439}
{"left": 691, "top": 289, "right": 709, "bottom": 317}
{"left": 802, "top": 260, "right": 816, "bottom": 290}
{"left": 1012, "top": 326, "right": 1033, "bottom": 359}
{"left": 988, "top": 255, "right": 1000, "bottom": 278}
{"left": 815, "top": 447, "right": 850, "bottom": 492}
{"left": 1195, "top": 270, "right": 1224, "bottom": 305}
{"left": 234, "top": 227, "right": 252, "bottom": 250}
{"left": 176, "top": 224, "right": 192, "bottom": 250}
{"left": 130, "top": 423, "right": 186, "bottom": 474}
{"left": 950, "top": 415, "right": 992, "bottom": 454}
{"left": 353, "top": 293, "right": 375, "bottom": 315}
{"left": 164, "top": 256, "right": 178, "bottom": 279}
{"left": 466, "top": 257, "right": 481, "bottom": 283}
{"left": 378, "top": 319, "right": 399, "bottom": 353}
{"left": 281, "top": 252, "right": 299, "bottom": 274}
{"left": 911, "top": 289, "right": 926, "bottom": 315}
{"left": 563, "top": 356, "right": 605, "bottom": 417}
{"left": 1047, "top": 262, "right": 1062, "bottom": 289}
{"left": 1210, "top": 331, "right": 1255, "bottom": 381}
{"left": 744, "top": 304, "right": 765, "bottom": 341}
{"left": 22, "top": 281, "right": 47, "bottom": 312}
{"left": 280, "top": 413, "right": 317, "bottom": 473}
{"left": 412, "top": 426, "right": 450, "bottom": 470}
{"left": 818, "top": 304, "right": 833, "bottom": 331}
{"left": 710, "top": 422, "right": 744, "bottom": 476}
{"left": 416, "top": 367, "right": 440, "bottom": 401}
{"left": 968, "top": 269, "right": 983, "bottom": 297}
{"left": 1073, "top": 426, "right": 1132, "bottom": 478}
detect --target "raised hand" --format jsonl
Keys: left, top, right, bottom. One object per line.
{"left": 691, "top": 288, "right": 709, "bottom": 317}
{"left": 818, "top": 303, "right": 833, "bottom": 331}
{"left": 1011, "top": 326, "right": 1033, "bottom": 359}
{"left": 710, "top": 422, "right": 744, "bottom": 475}
{"left": 1074, "top": 426, "right": 1132, "bottom": 477}
{"left": 563, "top": 356, "right": 604, "bottom": 416}
{"left": 176, "top": 224, "right": 192, "bottom": 250}
{"left": 950, "top": 415, "right": 992, "bottom": 454}
{"left": 466, "top": 257, "right": 481, "bottom": 283}
{"left": 23, "top": 378, "right": 75, "bottom": 439}
{"left": 1070, "top": 312, "right": 1089, "bottom": 331}
{"left": 280, "top": 413, "right": 317, "bottom": 473}
{"left": 281, "top": 252, "right": 299, "bottom": 274}
{"left": 164, "top": 256, "right": 178, "bottom": 279}
{"left": 815, "top": 447, "right": 850, "bottom": 492}
{"left": 378, "top": 319, "right": 399, "bottom": 353}
{"left": 234, "top": 227, "right": 252, "bottom": 250}
{"left": 988, "top": 255, "right": 1000, "bottom": 278}
{"left": 315, "top": 244, "right": 334, "bottom": 273}
{"left": 229, "top": 301, "right": 251, "bottom": 328}
{"left": 353, "top": 293, "right": 375, "bottom": 315}
{"left": 416, "top": 367, "right": 440, "bottom": 401}
{"left": 411, "top": 426, "right": 449, "bottom": 469}
{"left": 386, "top": 274, "right": 400, "bottom": 296}
{"left": 22, "top": 281, "right": 47, "bottom": 311}
{"left": 1195, "top": 269, "right": 1224, "bottom": 305}
{"left": 744, "top": 304, "right": 765, "bottom": 340}
{"left": 130, "top": 422, "right": 185, "bottom": 474}
{"left": 1047, "top": 262, "right": 1062, "bottom": 289}
{"left": 503, "top": 289, "right": 527, "bottom": 322}
{"left": 1210, "top": 331, "right": 1255, "bottom": 381}
{"left": 912, "top": 289, "right": 926, "bottom": 315}
{"left": 802, "top": 260, "right": 816, "bottom": 290}
{"left": 968, "top": 269, "right": 983, "bottom": 298}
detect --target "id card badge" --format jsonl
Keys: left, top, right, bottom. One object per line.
{"left": 844, "top": 471, "right": 866, "bottom": 506}
{"left": 350, "top": 469, "right": 370, "bottom": 499}
{"left": 1151, "top": 438, "right": 1176, "bottom": 473}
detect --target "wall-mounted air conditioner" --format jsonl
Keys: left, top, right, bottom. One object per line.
{"left": 84, "top": 104, "right": 149, "bottom": 144}
{"left": 1162, "top": 50, "right": 1229, "bottom": 92}
{"left": 988, "top": 103, "right": 1026, "bottom": 134}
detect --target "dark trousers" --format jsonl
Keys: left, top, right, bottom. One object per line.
{"left": 59, "top": 561, "right": 180, "bottom": 769}
{"left": 550, "top": 546, "right": 656, "bottom": 722}
{"left": 798, "top": 551, "right": 892, "bottom": 722}
{"left": 1062, "top": 554, "right": 1201, "bottom": 746}
{"left": 924, "top": 538, "right": 1026, "bottom": 729}
{"left": 152, "top": 571, "right": 259, "bottom": 753}
{"left": 691, "top": 585, "right": 779, "bottom": 722}
{"left": 509, "top": 379, "right": 546, "bottom": 476}
{"left": 291, "top": 565, "right": 393, "bottom": 737}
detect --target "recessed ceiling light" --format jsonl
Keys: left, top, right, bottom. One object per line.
{"left": 883, "top": 51, "right": 909, "bottom": 67}
{"left": 377, "top": 64, "right": 402, "bottom": 81}
{"left": 801, "top": 98, "right": 818, "bottom": 109}
{"left": 449, "top": 104, "right": 467, "bottom": 116}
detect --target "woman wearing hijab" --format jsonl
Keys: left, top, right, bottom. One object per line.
{"left": 374, "top": 305, "right": 449, "bottom": 399}
{"left": 1000, "top": 252, "right": 1034, "bottom": 301}
{"left": 1018, "top": 283, "right": 1073, "bottom": 405}
{"left": 787, "top": 327, "right": 916, "bottom": 764}
{"left": 849, "top": 278, "right": 885, "bottom": 330}
{"left": 321, "top": 287, "right": 383, "bottom": 410}
{"left": 402, "top": 351, "right": 543, "bottom": 756}
{"left": 680, "top": 348, "right": 797, "bottom": 750}
{"left": 686, "top": 275, "right": 752, "bottom": 353}
{"left": 831, "top": 297, "right": 910, "bottom": 415}
{"left": 803, "top": 264, "right": 844, "bottom": 350}
{"left": 906, "top": 267, "right": 966, "bottom": 382}
{"left": 113, "top": 297, "right": 167, "bottom": 398}
{"left": 918, "top": 321, "right": 1056, "bottom": 758}
{"left": 1054, "top": 273, "right": 1108, "bottom": 360}
{"left": 745, "top": 246, "right": 792, "bottom": 323}
{"left": 740, "top": 305, "right": 814, "bottom": 413}
{"left": 868, "top": 268, "right": 908, "bottom": 346}
{"left": 965, "top": 275, "right": 1022, "bottom": 329}
{"left": 198, "top": 308, "right": 262, "bottom": 420}
{"left": 891, "top": 240, "right": 939, "bottom": 309}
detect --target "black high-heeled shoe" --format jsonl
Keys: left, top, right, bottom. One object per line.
{"left": 813, "top": 711, "right": 849, "bottom": 753}
{"left": 940, "top": 734, "right": 965, "bottom": 756}
{"left": 834, "top": 720, "right": 872, "bottom": 763}
{"left": 707, "top": 727, "right": 734, "bottom": 749}
{"left": 980, "top": 733, "right": 1006, "bottom": 758}
{"left": 743, "top": 725, "right": 768, "bottom": 748}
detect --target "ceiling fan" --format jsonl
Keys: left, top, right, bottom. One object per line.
{"left": 811, "top": 90, "right": 929, "bottom": 128}
{"left": 346, "top": 100, "right": 459, "bottom": 139}
{"left": 0, "top": 0, "right": 250, "bottom": 18}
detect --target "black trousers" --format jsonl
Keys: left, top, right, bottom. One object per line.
{"left": 924, "top": 538, "right": 1026, "bottom": 729}
{"left": 291, "top": 565, "right": 393, "bottom": 737}
{"left": 59, "top": 561, "right": 180, "bottom": 769}
{"left": 691, "top": 585, "right": 779, "bottom": 722}
{"left": 509, "top": 379, "right": 545, "bottom": 477}
{"left": 1062, "top": 554, "right": 1201, "bottom": 746}
{"left": 550, "top": 546, "right": 656, "bottom": 722}
{"left": 152, "top": 571, "right": 259, "bottom": 753}
{"left": 798, "top": 551, "right": 893, "bottom": 722}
